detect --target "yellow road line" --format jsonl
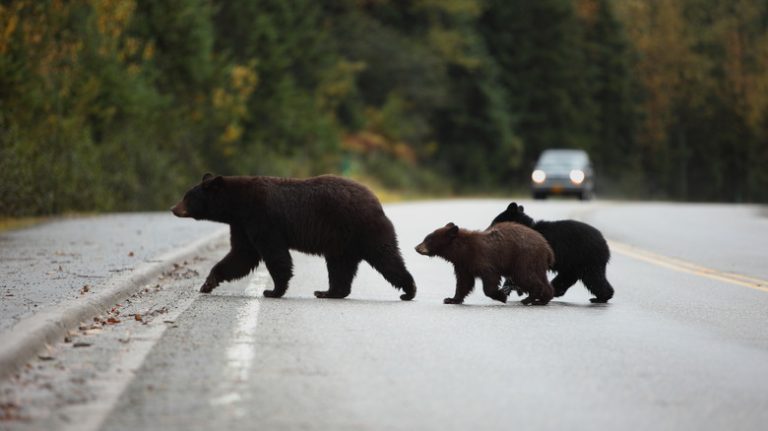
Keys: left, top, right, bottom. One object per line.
{"left": 608, "top": 240, "right": 768, "bottom": 293}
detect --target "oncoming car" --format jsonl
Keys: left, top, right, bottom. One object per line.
{"left": 530, "top": 149, "right": 594, "bottom": 200}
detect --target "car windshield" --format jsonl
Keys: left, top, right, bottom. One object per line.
{"left": 537, "top": 150, "right": 587, "bottom": 168}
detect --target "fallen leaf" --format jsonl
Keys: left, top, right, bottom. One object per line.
{"left": 72, "top": 342, "right": 92, "bottom": 348}
{"left": 134, "top": 314, "right": 143, "bottom": 322}
{"left": 38, "top": 355, "right": 55, "bottom": 361}
{"left": 106, "top": 317, "right": 120, "bottom": 324}
{"left": 128, "top": 251, "right": 134, "bottom": 257}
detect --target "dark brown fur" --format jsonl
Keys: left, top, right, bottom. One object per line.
{"left": 172, "top": 174, "right": 416, "bottom": 300}
{"left": 415, "top": 222, "right": 554, "bottom": 305}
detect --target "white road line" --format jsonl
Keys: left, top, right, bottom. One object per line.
{"left": 208, "top": 270, "right": 268, "bottom": 414}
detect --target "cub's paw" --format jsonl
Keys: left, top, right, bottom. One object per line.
{"left": 263, "top": 289, "right": 285, "bottom": 298}
{"left": 443, "top": 297, "right": 463, "bottom": 305}
{"left": 400, "top": 286, "right": 416, "bottom": 301}
{"left": 590, "top": 297, "right": 609, "bottom": 304}
{"left": 520, "top": 296, "right": 535, "bottom": 305}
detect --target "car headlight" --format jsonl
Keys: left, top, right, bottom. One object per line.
{"left": 569, "top": 169, "right": 585, "bottom": 185}
{"left": 531, "top": 170, "right": 546, "bottom": 184}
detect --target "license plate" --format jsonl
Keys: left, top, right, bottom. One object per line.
{"left": 551, "top": 185, "right": 563, "bottom": 194}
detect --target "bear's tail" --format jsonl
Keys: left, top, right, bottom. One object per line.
{"left": 364, "top": 244, "right": 417, "bottom": 301}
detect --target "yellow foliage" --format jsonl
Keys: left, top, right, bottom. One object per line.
{"left": 142, "top": 41, "right": 154, "bottom": 60}
{"left": 574, "top": 0, "right": 599, "bottom": 25}
{"left": 0, "top": 4, "right": 20, "bottom": 54}
{"left": 317, "top": 59, "right": 366, "bottom": 113}
{"left": 414, "top": 0, "right": 482, "bottom": 17}
{"left": 221, "top": 123, "right": 243, "bottom": 144}
{"left": 428, "top": 26, "right": 482, "bottom": 70}
{"left": 91, "top": 0, "right": 136, "bottom": 56}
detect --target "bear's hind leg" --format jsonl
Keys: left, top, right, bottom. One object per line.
{"left": 316, "top": 256, "right": 361, "bottom": 299}
{"left": 364, "top": 245, "right": 417, "bottom": 301}
{"left": 581, "top": 266, "right": 614, "bottom": 303}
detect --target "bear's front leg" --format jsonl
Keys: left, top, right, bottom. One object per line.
{"left": 444, "top": 269, "right": 475, "bottom": 305}
{"left": 200, "top": 225, "right": 261, "bottom": 293}
{"left": 481, "top": 274, "right": 507, "bottom": 304}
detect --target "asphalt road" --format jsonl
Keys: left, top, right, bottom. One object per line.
{"left": 2, "top": 200, "right": 767, "bottom": 430}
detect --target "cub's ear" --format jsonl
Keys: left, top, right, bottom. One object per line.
{"left": 446, "top": 223, "right": 459, "bottom": 236}
{"left": 507, "top": 202, "right": 518, "bottom": 211}
{"left": 445, "top": 222, "right": 456, "bottom": 228}
{"left": 518, "top": 205, "right": 524, "bottom": 213}
{"left": 202, "top": 175, "right": 224, "bottom": 191}
{"left": 202, "top": 172, "right": 214, "bottom": 182}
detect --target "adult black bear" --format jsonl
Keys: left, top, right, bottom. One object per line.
{"left": 491, "top": 202, "right": 614, "bottom": 303}
{"left": 415, "top": 222, "right": 554, "bottom": 305}
{"left": 171, "top": 173, "right": 416, "bottom": 300}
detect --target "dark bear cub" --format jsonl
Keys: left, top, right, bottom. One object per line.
{"left": 415, "top": 222, "right": 554, "bottom": 305}
{"left": 172, "top": 173, "right": 417, "bottom": 301}
{"left": 491, "top": 202, "right": 614, "bottom": 303}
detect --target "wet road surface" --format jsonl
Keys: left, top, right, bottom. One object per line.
{"left": 2, "top": 200, "right": 767, "bottom": 430}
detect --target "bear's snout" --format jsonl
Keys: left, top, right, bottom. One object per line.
{"left": 415, "top": 243, "right": 429, "bottom": 255}
{"left": 171, "top": 201, "right": 189, "bottom": 218}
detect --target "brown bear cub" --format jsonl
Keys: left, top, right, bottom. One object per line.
{"left": 171, "top": 173, "right": 416, "bottom": 300}
{"left": 415, "top": 222, "right": 554, "bottom": 305}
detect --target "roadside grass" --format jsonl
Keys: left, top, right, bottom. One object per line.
{"left": 0, "top": 217, "right": 49, "bottom": 233}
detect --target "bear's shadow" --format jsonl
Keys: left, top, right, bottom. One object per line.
{"left": 201, "top": 292, "right": 611, "bottom": 311}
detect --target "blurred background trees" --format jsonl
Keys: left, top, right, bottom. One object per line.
{"left": 1, "top": 0, "right": 767, "bottom": 216}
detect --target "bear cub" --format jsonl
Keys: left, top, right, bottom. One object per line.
{"left": 491, "top": 202, "right": 614, "bottom": 303}
{"left": 415, "top": 222, "right": 554, "bottom": 305}
{"left": 172, "top": 173, "right": 417, "bottom": 300}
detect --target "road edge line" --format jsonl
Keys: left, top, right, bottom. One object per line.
{"left": 0, "top": 228, "right": 228, "bottom": 381}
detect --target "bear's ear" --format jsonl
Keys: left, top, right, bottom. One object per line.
{"left": 507, "top": 202, "right": 518, "bottom": 211}
{"left": 448, "top": 224, "right": 459, "bottom": 237}
{"left": 445, "top": 222, "right": 456, "bottom": 228}
{"left": 202, "top": 175, "right": 224, "bottom": 191}
{"left": 202, "top": 172, "right": 214, "bottom": 182}
{"left": 517, "top": 205, "right": 524, "bottom": 213}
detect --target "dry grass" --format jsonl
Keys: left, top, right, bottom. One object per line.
{"left": 0, "top": 217, "right": 49, "bottom": 233}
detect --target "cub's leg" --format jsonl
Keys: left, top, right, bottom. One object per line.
{"left": 481, "top": 274, "right": 507, "bottom": 303}
{"left": 581, "top": 266, "right": 614, "bottom": 303}
{"left": 551, "top": 272, "right": 579, "bottom": 297}
{"left": 444, "top": 269, "right": 475, "bottom": 304}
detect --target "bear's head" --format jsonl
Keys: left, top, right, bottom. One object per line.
{"left": 490, "top": 202, "right": 534, "bottom": 227}
{"left": 415, "top": 222, "right": 459, "bottom": 257}
{"left": 171, "top": 173, "right": 228, "bottom": 222}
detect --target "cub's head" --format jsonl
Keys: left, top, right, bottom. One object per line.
{"left": 415, "top": 223, "right": 460, "bottom": 257}
{"left": 171, "top": 173, "right": 228, "bottom": 222}
{"left": 490, "top": 202, "right": 533, "bottom": 227}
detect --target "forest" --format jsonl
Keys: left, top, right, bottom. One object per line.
{"left": 2, "top": 0, "right": 768, "bottom": 216}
